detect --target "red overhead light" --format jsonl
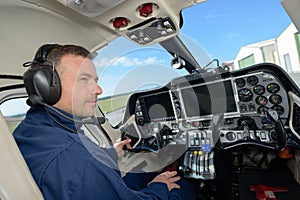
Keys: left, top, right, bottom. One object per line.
{"left": 139, "top": 3, "right": 153, "bottom": 17}
{"left": 112, "top": 17, "right": 129, "bottom": 29}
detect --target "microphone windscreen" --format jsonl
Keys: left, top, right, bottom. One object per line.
{"left": 97, "top": 117, "right": 106, "bottom": 124}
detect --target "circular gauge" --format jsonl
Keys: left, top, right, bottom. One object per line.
{"left": 238, "top": 88, "right": 253, "bottom": 102}
{"left": 247, "top": 76, "right": 259, "bottom": 86}
{"left": 267, "top": 83, "right": 280, "bottom": 93}
{"left": 257, "top": 106, "right": 268, "bottom": 115}
{"left": 253, "top": 85, "right": 265, "bottom": 95}
{"left": 226, "top": 132, "right": 236, "bottom": 141}
{"left": 271, "top": 105, "right": 284, "bottom": 115}
{"left": 256, "top": 96, "right": 268, "bottom": 105}
{"left": 236, "top": 78, "right": 246, "bottom": 88}
{"left": 269, "top": 94, "right": 282, "bottom": 104}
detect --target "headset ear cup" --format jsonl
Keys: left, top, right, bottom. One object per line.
{"left": 23, "top": 44, "right": 62, "bottom": 106}
{"left": 33, "top": 68, "right": 61, "bottom": 105}
{"left": 23, "top": 66, "right": 61, "bottom": 105}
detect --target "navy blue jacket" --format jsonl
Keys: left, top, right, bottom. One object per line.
{"left": 13, "top": 106, "right": 173, "bottom": 200}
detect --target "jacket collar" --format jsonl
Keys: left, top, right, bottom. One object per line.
{"left": 30, "top": 105, "right": 84, "bottom": 133}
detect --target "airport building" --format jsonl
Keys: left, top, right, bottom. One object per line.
{"left": 234, "top": 23, "right": 300, "bottom": 77}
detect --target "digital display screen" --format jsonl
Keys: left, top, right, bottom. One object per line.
{"left": 180, "top": 80, "right": 237, "bottom": 118}
{"left": 140, "top": 91, "right": 175, "bottom": 121}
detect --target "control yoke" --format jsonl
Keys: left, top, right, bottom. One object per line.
{"left": 266, "top": 109, "right": 287, "bottom": 151}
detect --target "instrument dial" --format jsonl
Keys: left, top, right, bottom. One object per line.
{"left": 271, "top": 105, "right": 284, "bottom": 115}
{"left": 269, "top": 94, "right": 282, "bottom": 104}
{"left": 257, "top": 106, "right": 268, "bottom": 115}
{"left": 267, "top": 83, "right": 280, "bottom": 93}
{"left": 238, "top": 88, "right": 253, "bottom": 102}
{"left": 235, "top": 78, "right": 246, "bottom": 88}
{"left": 253, "top": 85, "right": 265, "bottom": 95}
{"left": 226, "top": 132, "right": 236, "bottom": 141}
{"left": 247, "top": 76, "right": 259, "bottom": 86}
{"left": 256, "top": 96, "right": 268, "bottom": 105}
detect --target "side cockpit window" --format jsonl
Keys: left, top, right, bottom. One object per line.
{"left": 0, "top": 98, "right": 29, "bottom": 131}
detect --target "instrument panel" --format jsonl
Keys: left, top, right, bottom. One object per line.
{"left": 235, "top": 72, "right": 288, "bottom": 118}
{"left": 121, "top": 63, "right": 300, "bottom": 179}
{"left": 133, "top": 71, "right": 289, "bottom": 125}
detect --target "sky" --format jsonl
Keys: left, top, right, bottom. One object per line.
{"left": 180, "top": 0, "right": 292, "bottom": 62}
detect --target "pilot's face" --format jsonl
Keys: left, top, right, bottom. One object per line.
{"left": 54, "top": 54, "right": 103, "bottom": 117}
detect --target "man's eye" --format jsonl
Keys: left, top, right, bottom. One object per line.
{"left": 80, "top": 78, "right": 88, "bottom": 82}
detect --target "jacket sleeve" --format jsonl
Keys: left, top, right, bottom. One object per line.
{"left": 76, "top": 154, "right": 171, "bottom": 200}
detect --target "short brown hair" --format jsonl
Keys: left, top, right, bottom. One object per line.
{"left": 47, "top": 44, "right": 94, "bottom": 68}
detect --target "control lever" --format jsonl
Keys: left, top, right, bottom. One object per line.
{"left": 266, "top": 109, "right": 287, "bottom": 151}
{"left": 241, "top": 121, "right": 250, "bottom": 139}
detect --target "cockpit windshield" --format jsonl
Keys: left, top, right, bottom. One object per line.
{"left": 95, "top": 34, "right": 213, "bottom": 126}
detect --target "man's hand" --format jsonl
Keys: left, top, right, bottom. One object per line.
{"left": 114, "top": 138, "right": 131, "bottom": 158}
{"left": 149, "top": 171, "right": 181, "bottom": 191}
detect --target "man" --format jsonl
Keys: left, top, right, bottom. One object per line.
{"left": 13, "top": 44, "right": 182, "bottom": 199}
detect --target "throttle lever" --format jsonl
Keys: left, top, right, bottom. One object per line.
{"left": 266, "top": 109, "right": 287, "bottom": 151}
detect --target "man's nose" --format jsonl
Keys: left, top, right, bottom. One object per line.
{"left": 95, "top": 84, "right": 103, "bottom": 95}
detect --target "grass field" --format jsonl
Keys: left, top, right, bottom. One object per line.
{"left": 98, "top": 94, "right": 130, "bottom": 114}
{"left": 8, "top": 121, "right": 21, "bottom": 131}
{"left": 5, "top": 94, "right": 131, "bottom": 132}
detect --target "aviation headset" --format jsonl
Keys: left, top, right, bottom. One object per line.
{"left": 23, "top": 44, "right": 62, "bottom": 106}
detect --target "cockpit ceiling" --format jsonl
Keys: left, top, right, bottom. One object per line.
{"left": 0, "top": 0, "right": 206, "bottom": 76}
{"left": 57, "top": 0, "right": 126, "bottom": 18}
